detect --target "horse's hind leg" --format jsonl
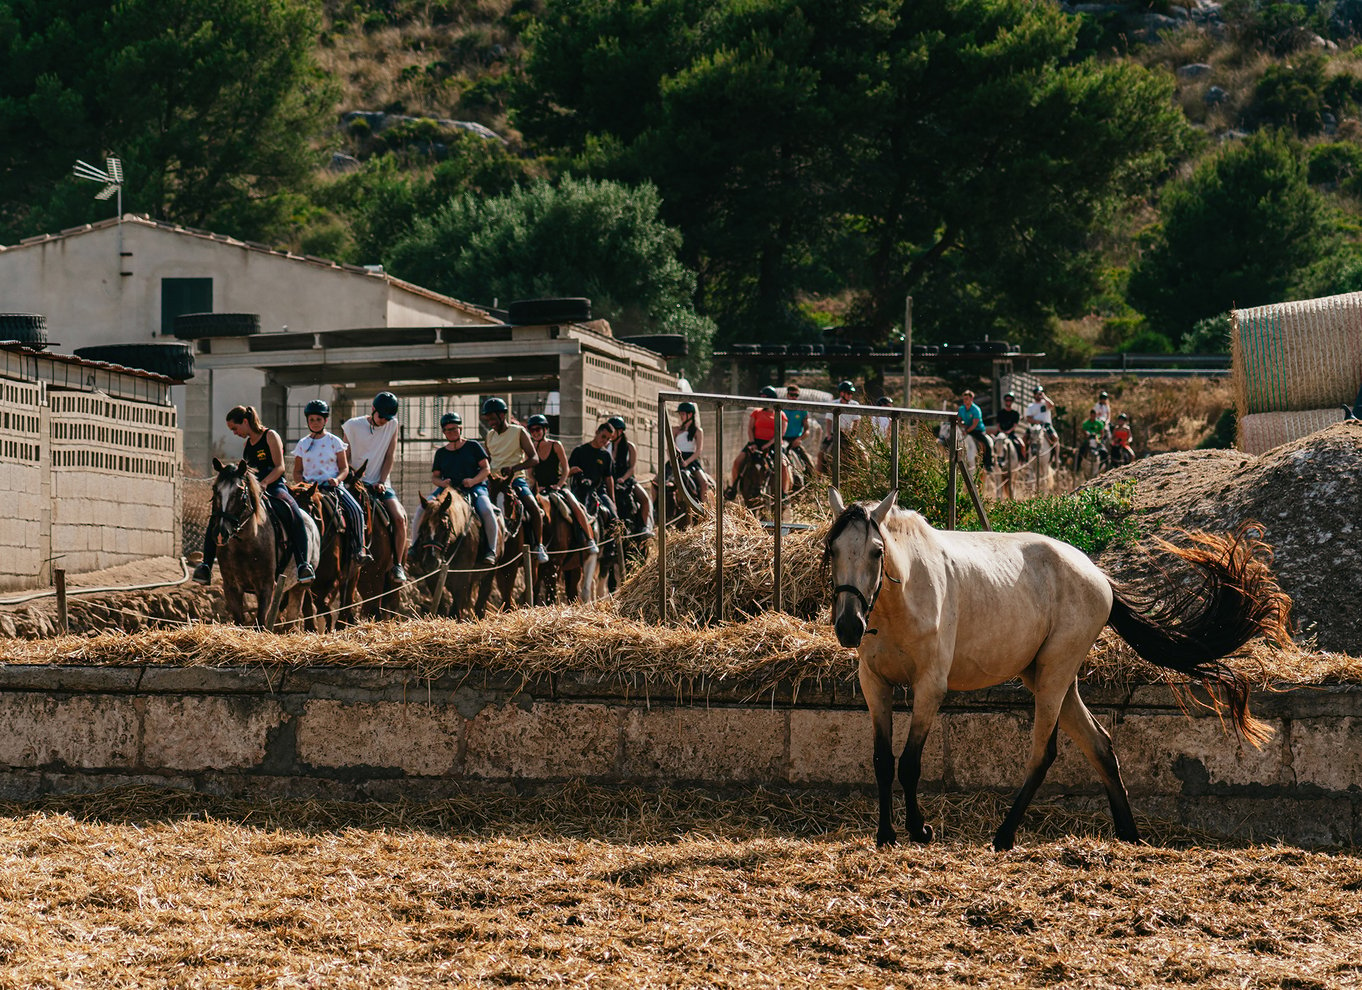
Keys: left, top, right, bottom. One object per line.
{"left": 1057, "top": 681, "right": 1139, "bottom": 843}
{"left": 994, "top": 670, "right": 1067, "bottom": 851}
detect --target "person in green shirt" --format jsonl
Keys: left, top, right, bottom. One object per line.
{"left": 1076, "top": 407, "right": 1108, "bottom": 473}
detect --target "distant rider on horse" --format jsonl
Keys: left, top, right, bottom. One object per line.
{"left": 343, "top": 392, "right": 410, "bottom": 584}
{"left": 956, "top": 389, "right": 994, "bottom": 472}
{"left": 194, "top": 405, "right": 315, "bottom": 586}
{"left": 291, "top": 399, "right": 371, "bottom": 565}
{"left": 481, "top": 397, "right": 549, "bottom": 564}
{"left": 606, "top": 415, "right": 654, "bottom": 536}
{"left": 526, "top": 413, "right": 599, "bottom": 556}
{"left": 725, "top": 385, "right": 790, "bottom": 500}
{"left": 430, "top": 412, "right": 500, "bottom": 566}
{"left": 1109, "top": 412, "right": 1135, "bottom": 466}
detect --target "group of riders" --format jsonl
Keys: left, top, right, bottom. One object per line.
{"left": 956, "top": 386, "right": 1134, "bottom": 473}
{"left": 193, "top": 391, "right": 661, "bottom": 588}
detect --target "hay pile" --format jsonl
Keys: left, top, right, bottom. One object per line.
{"left": 1090, "top": 421, "right": 1362, "bottom": 653}
{"left": 614, "top": 502, "right": 831, "bottom": 623}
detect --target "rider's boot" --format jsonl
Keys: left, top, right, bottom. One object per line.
{"left": 480, "top": 543, "right": 498, "bottom": 566}
{"left": 723, "top": 483, "right": 737, "bottom": 501}
{"left": 535, "top": 543, "right": 549, "bottom": 564}
{"left": 391, "top": 561, "right": 409, "bottom": 583}
{"left": 579, "top": 526, "right": 599, "bottom": 556}
{"left": 297, "top": 561, "right": 316, "bottom": 585}
{"left": 192, "top": 562, "right": 212, "bottom": 585}
{"left": 356, "top": 540, "right": 374, "bottom": 564}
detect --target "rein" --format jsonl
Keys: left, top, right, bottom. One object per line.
{"left": 215, "top": 480, "right": 259, "bottom": 547}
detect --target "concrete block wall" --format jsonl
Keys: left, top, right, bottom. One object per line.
{"left": 0, "top": 378, "right": 47, "bottom": 588}
{"left": 0, "top": 663, "right": 1356, "bottom": 847}
{"left": 48, "top": 391, "right": 180, "bottom": 571}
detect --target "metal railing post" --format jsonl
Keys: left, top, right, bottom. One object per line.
{"left": 657, "top": 393, "right": 667, "bottom": 621}
{"left": 773, "top": 400, "right": 784, "bottom": 614}
{"left": 947, "top": 420, "right": 958, "bottom": 530}
{"left": 832, "top": 409, "right": 841, "bottom": 490}
{"left": 889, "top": 415, "right": 900, "bottom": 492}
{"left": 714, "top": 400, "right": 724, "bottom": 623}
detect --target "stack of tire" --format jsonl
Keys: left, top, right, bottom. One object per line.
{"left": 506, "top": 298, "right": 591, "bottom": 326}
{"left": 0, "top": 313, "right": 49, "bottom": 348}
{"left": 74, "top": 341, "right": 195, "bottom": 381}
{"left": 1232, "top": 293, "right": 1362, "bottom": 454}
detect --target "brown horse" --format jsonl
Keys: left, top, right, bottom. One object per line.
{"left": 487, "top": 476, "right": 531, "bottom": 609}
{"left": 343, "top": 462, "right": 401, "bottom": 619}
{"left": 409, "top": 488, "right": 493, "bottom": 619}
{"left": 211, "top": 458, "right": 318, "bottom": 629}
{"left": 293, "top": 482, "right": 357, "bottom": 631}
{"left": 535, "top": 489, "right": 598, "bottom": 603}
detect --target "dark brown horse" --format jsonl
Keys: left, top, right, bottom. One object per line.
{"left": 486, "top": 476, "right": 531, "bottom": 609}
{"left": 343, "top": 462, "right": 401, "bottom": 619}
{"left": 535, "top": 489, "right": 599, "bottom": 603}
{"left": 211, "top": 458, "right": 318, "bottom": 629}
{"left": 293, "top": 482, "right": 357, "bottom": 631}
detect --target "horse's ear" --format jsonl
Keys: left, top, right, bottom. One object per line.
{"left": 829, "top": 487, "right": 846, "bottom": 518}
{"left": 871, "top": 489, "right": 897, "bottom": 525}
{"left": 212, "top": 456, "right": 226, "bottom": 473}
{"left": 234, "top": 459, "right": 249, "bottom": 475}
{"left": 353, "top": 459, "right": 368, "bottom": 478}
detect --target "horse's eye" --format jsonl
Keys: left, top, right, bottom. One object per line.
{"left": 870, "top": 547, "right": 883, "bottom": 559}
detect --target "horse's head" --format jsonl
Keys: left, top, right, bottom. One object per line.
{"left": 411, "top": 489, "right": 461, "bottom": 570}
{"left": 824, "top": 488, "right": 897, "bottom": 648}
{"left": 212, "top": 457, "right": 263, "bottom": 542}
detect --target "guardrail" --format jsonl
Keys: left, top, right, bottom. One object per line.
{"left": 655, "top": 391, "right": 990, "bottom": 622}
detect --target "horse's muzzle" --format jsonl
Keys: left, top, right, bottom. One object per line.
{"left": 834, "top": 606, "right": 867, "bottom": 648}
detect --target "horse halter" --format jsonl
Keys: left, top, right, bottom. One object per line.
{"left": 831, "top": 517, "right": 887, "bottom": 621}
{"left": 215, "top": 477, "right": 256, "bottom": 547}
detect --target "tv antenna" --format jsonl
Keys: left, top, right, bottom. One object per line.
{"left": 73, "top": 157, "right": 123, "bottom": 217}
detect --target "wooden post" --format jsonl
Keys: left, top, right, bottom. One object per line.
{"left": 54, "top": 568, "right": 68, "bottom": 635}
{"left": 521, "top": 546, "right": 535, "bottom": 607}
{"left": 903, "top": 296, "right": 913, "bottom": 407}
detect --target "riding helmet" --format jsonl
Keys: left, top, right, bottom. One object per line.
{"left": 677, "top": 401, "right": 697, "bottom": 414}
{"left": 1117, "top": 412, "right": 1129, "bottom": 420}
{"left": 837, "top": 380, "right": 856, "bottom": 394}
{"left": 441, "top": 412, "right": 462, "bottom": 428}
{"left": 373, "top": 391, "right": 400, "bottom": 417}
{"left": 759, "top": 385, "right": 778, "bottom": 399}
{"left": 526, "top": 413, "right": 550, "bottom": 429}
{"left": 1003, "top": 392, "right": 1015, "bottom": 401}
{"left": 1099, "top": 391, "right": 1110, "bottom": 399}
{"left": 1032, "top": 386, "right": 1045, "bottom": 395}
{"left": 607, "top": 415, "right": 627, "bottom": 432}
{"left": 481, "top": 397, "right": 509, "bottom": 416}
{"left": 304, "top": 399, "right": 330, "bottom": 418}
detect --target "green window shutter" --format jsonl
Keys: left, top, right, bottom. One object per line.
{"left": 160, "top": 278, "right": 213, "bottom": 336}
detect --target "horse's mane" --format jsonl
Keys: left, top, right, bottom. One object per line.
{"left": 824, "top": 501, "right": 927, "bottom": 565}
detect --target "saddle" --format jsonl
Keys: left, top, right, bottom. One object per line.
{"left": 260, "top": 497, "right": 295, "bottom": 578}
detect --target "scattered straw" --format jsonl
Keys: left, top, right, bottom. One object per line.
{"left": 0, "top": 783, "right": 1354, "bottom": 988}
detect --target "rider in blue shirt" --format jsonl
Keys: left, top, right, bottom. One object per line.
{"left": 782, "top": 383, "right": 814, "bottom": 476}
{"left": 957, "top": 389, "right": 994, "bottom": 471}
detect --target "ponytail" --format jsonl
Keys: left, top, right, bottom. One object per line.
{"left": 226, "top": 405, "right": 266, "bottom": 433}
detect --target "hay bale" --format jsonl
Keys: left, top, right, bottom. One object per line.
{"left": 1237, "top": 407, "right": 1344, "bottom": 455}
{"left": 614, "top": 503, "right": 832, "bottom": 623}
{"left": 1233, "top": 292, "right": 1362, "bottom": 415}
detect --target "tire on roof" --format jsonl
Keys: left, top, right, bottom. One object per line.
{"left": 507, "top": 297, "right": 592, "bottom": 325}
{"left": 0, "top": 313, "right": 49, "bottom": 348}
{"left": 74, "top": 342, "right": 195, "bottom": 380}
{"left": 171, "top": 312, "right": 261, "bottom": 339}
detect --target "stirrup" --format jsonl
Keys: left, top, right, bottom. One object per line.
{"left": 192, "top": 563, "right": 212, "bottom": 586}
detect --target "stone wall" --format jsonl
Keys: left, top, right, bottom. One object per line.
{"left": 0, "top": 663, "right": 1356, "bottom": 847}
{"left": 0, "top": 378, "right": 48, "bottom": 586}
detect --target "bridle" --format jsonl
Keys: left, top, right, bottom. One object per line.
{"left": 830, "top": 516, "right": 887, "bottom": 621}
{"left": 215, "top": 476, "right": 257, "bottom": 546}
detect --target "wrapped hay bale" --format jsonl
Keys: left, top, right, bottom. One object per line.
{"left": 1237, "top": 407, "right": 1344, "bottom": 455}
{"left": 614, "top": 503, "right": 832, "bottom": 624}
{"left": 1233, "top": 292, "right": 1362, "bottom": 415}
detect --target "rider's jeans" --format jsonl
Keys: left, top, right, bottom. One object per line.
{"left": 969, "top": 428, "right": 994, "bottom": 470}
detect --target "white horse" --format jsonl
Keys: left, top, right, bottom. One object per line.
{"left": 824, "top": 488, "right": 1291, "bottom": 851}
{"left": 1022, "top": 425, "right": 1060, "bottom": 493}
{"left": 937, "top": 420, "right": 982, "bottom": 475}
{"left": 990, "top": 430, "right": 1025, "bottom": 499}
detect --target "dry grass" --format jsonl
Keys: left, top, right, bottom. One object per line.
{"left": 0, "top": 785, "right": 1356, "bottom": 988}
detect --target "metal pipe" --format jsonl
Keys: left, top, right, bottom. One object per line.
{"left": 947, "top": 420, "right": 958, "bottom": 530}
{"left": 657, "top": 392, "right": 667, "bottom": 621}
{"left": 832, "top": 409, "right": 841, "bottom": 490}
{"left": 889, "top": 415, "right": 900, "bottom": 492}
{"left": 773, "top": 403, "right": 784, "bottom": 614}
{"left": 714, "top": 400, "right": 724, "bottom": 623}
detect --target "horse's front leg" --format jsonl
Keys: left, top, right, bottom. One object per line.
{"left": 859, "top": 660, "right": 899, "bottom": 847}
{"left": 900, "top": 677, "right": 945, "bottom": 845}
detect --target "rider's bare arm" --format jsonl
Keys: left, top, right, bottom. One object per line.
{"left": 334, "top": 447, "right": 350, "bottom": 483}
{"left": 552, "top": 441, "right": 570, "bottom": 485}
{"left": 378, "top": 431, "right": 398, "bottom": 487}
{"left": 463, "top": 459, "right": 491, "bottom": 488}
{"left": 260, "top": 431, "right": 287, "bottom": 487}
{"left": 511, "top": 429, "right": 540, "bottom": 476}
{"left": 292, "top": 455, "right": 305, "bottom": 484}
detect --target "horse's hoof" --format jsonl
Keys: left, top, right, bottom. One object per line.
{"left": 992, "top": 833, "right": 1015, "bottom": 852}
{"left": 909, "top": 824, "right": 934, "bottom": 844}
{"left": 875, "top": 829, "right": 898, "bottom": 849}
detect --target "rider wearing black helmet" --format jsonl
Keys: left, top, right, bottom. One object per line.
{"left": 1024, "top": 385, "right": 1057, "bottom": 441}
{"left": 429, "top": 410, "right": 500, "bottom": 565}
{"left": 526, "top": 413, "right": 599, "bottom": 555}
{"left": 605, "top": 415, "right": 654, "bottom": 537}
{"left": 725, "top": 385, "right": 790, "bottom": 500}
{"left": 292, "top": 398, "right": 371, "bottom": 565}
{"left": 653, "top": 399, "right": 709, "bottom": 505}
{"left": 992, "top": 391, "right": 1024, "bottom": 460}
{"left": 481, "top": 396, "right": 549, "bottom": 563}
{"left": 1093, "top": 390, "right": 1112, "bottom": 427}
{"left": 342, "top": 391, "right": 409, "bottom": 583}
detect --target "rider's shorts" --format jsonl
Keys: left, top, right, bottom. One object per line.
{"left": 373, "top": 485, "right": 399, "bottom": 501}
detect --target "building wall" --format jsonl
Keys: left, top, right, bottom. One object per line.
{"left": 0, "top": 370, "right": 180, "bottom": 590}
{"left": 0, "top": 379, "right": 48, "bottom": 586}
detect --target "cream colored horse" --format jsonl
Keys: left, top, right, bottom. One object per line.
{"left": 825, "top": 489, "right": 1291, "bottom": 851}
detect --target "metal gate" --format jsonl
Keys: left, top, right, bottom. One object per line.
{"left": 654, "top": 390, "right": 991, "bottom": 622}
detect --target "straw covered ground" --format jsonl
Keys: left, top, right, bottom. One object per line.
{"left": 0, "top": 785, "right": 1356, "bottom": 989}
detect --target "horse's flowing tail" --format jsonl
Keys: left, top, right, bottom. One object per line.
{"left": 1106, "top": 523, "right": 1293, "bottom": 747}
